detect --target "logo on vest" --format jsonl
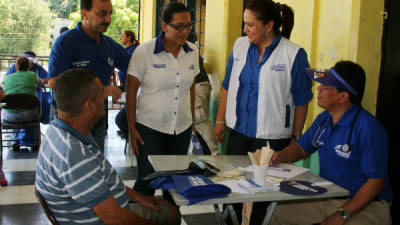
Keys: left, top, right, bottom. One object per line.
{"left": 334, "top": 145, "right": 351, "bottom": 159}
{"left": 72, "top": 60, "right": 90, "bottom": 68}
{"left": 271, "top": 64, "right": 287, "bottom": 71}
{"left": 107, "top": 57, "right": 114, "bottom": 67}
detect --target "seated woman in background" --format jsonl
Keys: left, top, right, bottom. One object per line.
{"left": 1, "top": 56, "right": 40, "bottom": 151}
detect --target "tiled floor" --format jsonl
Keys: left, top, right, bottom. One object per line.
{"left": 0, "top": 110, "right": 218, "bottom": 225}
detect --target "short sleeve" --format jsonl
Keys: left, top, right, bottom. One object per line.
{"left": 127, "top": 44, "right": 147, "bottom": 82}
{"left": 290, "top": 48, "right": 313, "bottom": 106}
{"left": 222, "top": 51, "right": 234, "bottom": 90}
{"left": 48, "top": 37, "right": 73, "bottom": 79}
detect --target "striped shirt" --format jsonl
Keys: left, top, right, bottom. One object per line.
{"left": 35, "top": 117, "right": 129, "bottom": 225}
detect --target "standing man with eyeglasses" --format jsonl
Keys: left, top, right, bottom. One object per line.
{"left": 47, "top": 0, "right": 130, "bottom": 151}
{"left": 125, "top": 2, "right": 199, "bottom": 197}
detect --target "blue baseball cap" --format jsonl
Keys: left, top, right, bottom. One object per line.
{"left": 305, "top": 67, "right": 358, "bottom": 96}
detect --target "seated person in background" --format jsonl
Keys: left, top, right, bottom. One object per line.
{"left": 35, "top": 68, "right": 180, "bottom": 225}
{"left": 270, "top": 61, "right": 393, "bottom": 225}
{"left": 6, "top": 51, "right": 48, "bottom": 84}
{"left": 115, "top": 30, "right": 140, "bottom": 138}
{"left": 1, "top": 56, "right": 40, "bottom": 150}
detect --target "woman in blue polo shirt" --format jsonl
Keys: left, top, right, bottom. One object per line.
{"left": 126, "top": 2, "right": 199, "bottom": 197}
{"left": 214, "top": 0, "right": 313, "bottom": 224}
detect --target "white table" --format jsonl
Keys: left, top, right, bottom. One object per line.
{"left": 148, "top": 155, "right": 349, "bottom": 225}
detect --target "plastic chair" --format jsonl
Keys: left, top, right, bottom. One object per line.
{"left": 0, "top": 93, "right": 41, "bottom": 151}
{"left": 35, "top": 187, "right": 60, "bottom": 225}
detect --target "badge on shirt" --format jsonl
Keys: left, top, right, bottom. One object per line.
{"left": 107, "top": 57, "right": 114, "bottom": 67}
{"left": 334, "top": 144, "right": 351, "bottom": 159}
{"left": 271, "top": 64, "right": 287, "bottom": 71}
{"left": 72, "top": 60, "right": 90, "bottom": 68}
{"left": 153, "top": 64, "right": 167, "bottom": 68}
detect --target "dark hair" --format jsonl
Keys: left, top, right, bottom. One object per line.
{"left": 16, "top": 57, "right": 30, "bottom": 71}
{"left": 160, "top": 2, "right": 190, "bottom": 24}
{"left": 245, "top": 0, "right": 294, "bottom": 39}
{"left": 54, "top": 69, "right": 100, "bottom": 117}
{"left": 334, "top": 61, "right": 366, "bottom": 104}
{"left": 59, "top": 26, "right": 69, "bottom": 34}
{"left": 23, "top": 51, "right": 36, "bottom": 57}
{"left": 81, "top": 0, "right": 110, "bottom": 11}
{"left": 123, "top": 30, "right": 140, "bottom": 46}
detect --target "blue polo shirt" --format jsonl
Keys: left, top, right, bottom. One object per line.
{"left": 6, "top": 63, "right": 48, "bottom": 79}
{"left": 298, "top": 105, "right": 393, "bottom": 200}
{"left": 49, "top": 22, "right": 129, "bottom": 86}
{"left": 222, "top": 34, "right": 312, "bottom": 138}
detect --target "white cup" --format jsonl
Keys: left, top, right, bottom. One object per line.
{"left": 253, "top": 165, "right": 268, "bottom": 186}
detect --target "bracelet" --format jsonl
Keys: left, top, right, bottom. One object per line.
{"left": 215, "top": 121, "right": 225, "bottom": 124}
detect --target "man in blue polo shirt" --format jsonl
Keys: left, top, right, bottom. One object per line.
{"left": 36, "top": 69, "right": 180, "bottom": 225}
{"left": 47, "top": 0, "right": 130, "bottom": 151}
{"left": 270, "top": 61, "right": 392, "bottom": 225}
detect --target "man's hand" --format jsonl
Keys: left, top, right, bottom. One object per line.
{"left": 321, "top": 211, "right": 346, "bottom": 225}
{"left": 214, "top": 123, "right": 225, "bottom": 144}
{"left": 130, "top": 128, "right": 144, "bottom": 156}
{"left": 135, "top": 193, "right": 172, "bottom": 213}
{"left": 104, "top": 85, "right": 122, "bottom": 100}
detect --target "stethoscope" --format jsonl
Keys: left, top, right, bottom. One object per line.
{"left": 312, "top": 106, "right": 361, "bottom": 152}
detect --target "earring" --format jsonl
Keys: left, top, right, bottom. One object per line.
{"left": 265, "top": 31, "right": 269, "bottom": 37}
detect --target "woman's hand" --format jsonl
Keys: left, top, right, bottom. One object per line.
{"left": 214, "top": 123, "right": 225, "bottom": 144}
{"left": 130, "top": 128, "right": 144, "bottom": 156}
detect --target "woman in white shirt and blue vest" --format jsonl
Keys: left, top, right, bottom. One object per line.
{"left": 126, "top": 2, "right": 199, "bottom": 198}
{"left": 215, "top": 0, "right": 313, "bottom": 224}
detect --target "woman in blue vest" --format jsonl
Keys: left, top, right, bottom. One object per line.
{"left": 215, "top": 0, "right": 313, "bottom": 224}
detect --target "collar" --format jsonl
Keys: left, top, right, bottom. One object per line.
{"left": 334, "top": 104, "right": 362, "bottom": 127}
{"left": 52, "top": 117, "right": 97, "bottom": 146}
{"left": 153, "top": 31, "right": 193, "bottom": 54}
{"left": 249, "top": 33, "right": 282, "bottom": 51}
{"left": 76, "top": 22, "right": 104, "bottom": 42}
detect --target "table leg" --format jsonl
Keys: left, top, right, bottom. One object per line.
{"left": 261, "top": 201, "right": 277, "bottom": 225}
{"left": 213, "top": 204, "right": 240, "bottom": 225}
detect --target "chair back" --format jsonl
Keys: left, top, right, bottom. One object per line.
{"left": 34, "top": 187, "right": 60, "bottom": 225}
{"left": 1, "top": 93, "right": 40, "bottom": 110}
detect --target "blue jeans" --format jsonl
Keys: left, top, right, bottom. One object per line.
{"left": 1, "top": 109, "right": 40, "bottom": 146}
{"left": 133, "top": 123, "right": 192, "bottom": 196}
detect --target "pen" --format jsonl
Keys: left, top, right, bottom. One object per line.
{"left": 269, "top": 166, "right": 291, "bottom": 172}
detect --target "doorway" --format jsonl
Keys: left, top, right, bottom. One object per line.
{"left": 376, "top": 0, "right": 400, "bottom": 222}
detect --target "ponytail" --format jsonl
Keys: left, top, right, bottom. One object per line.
{"left": 245, "top": 0, "right": 294, "bottom": 39}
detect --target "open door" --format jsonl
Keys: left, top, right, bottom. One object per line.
{"left": 376, "top": 0, "right": 400, "bottom": 222}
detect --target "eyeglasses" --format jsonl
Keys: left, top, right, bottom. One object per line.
{"left": 167, "top": 22, "right": 193, "bottom": 31}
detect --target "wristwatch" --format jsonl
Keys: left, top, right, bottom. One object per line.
{"left": 338, "top": 207, "right": 350, "bottom": 220}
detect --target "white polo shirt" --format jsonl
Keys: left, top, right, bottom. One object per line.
{"left": 127, "top": 33, "right": 199, "bottom": 135}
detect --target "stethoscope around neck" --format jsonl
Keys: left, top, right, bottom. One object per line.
{"left": 312, "top": 106, "right": 362, "bottom": 152}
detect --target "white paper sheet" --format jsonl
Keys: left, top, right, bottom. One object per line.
{"left": 240, "top": 163, "right": 309, "bottom": 179}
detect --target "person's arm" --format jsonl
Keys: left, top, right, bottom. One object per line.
{"left": 104, "top": 85, "right": 122, "bottom": 100}
{"left": 322, "top": 178, "right": 385, "bottom": 225}
{"left": 292, "top": 104, "right": 308, "bottom": 138}
{"left": 215, "top": 87, "right": 228, "bottom": 144}
{"left": 126, "top": 75, "right": 143, "bottom": 155}
{"left": 271, "top": 142, "right": 308, "bottom": 165}
{"left": 92, "top": 195, "right": 156, "bottom": 225}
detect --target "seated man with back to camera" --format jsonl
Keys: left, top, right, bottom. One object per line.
{"left": 270, "top": 61, "right": 392, "bottom": 225}
{"left": 35, "top": 68, "right": 180, "bottom": 225}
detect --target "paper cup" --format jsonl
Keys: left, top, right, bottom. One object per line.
{"left": 253, "top": 165, "right": 268, "bottom": 186}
